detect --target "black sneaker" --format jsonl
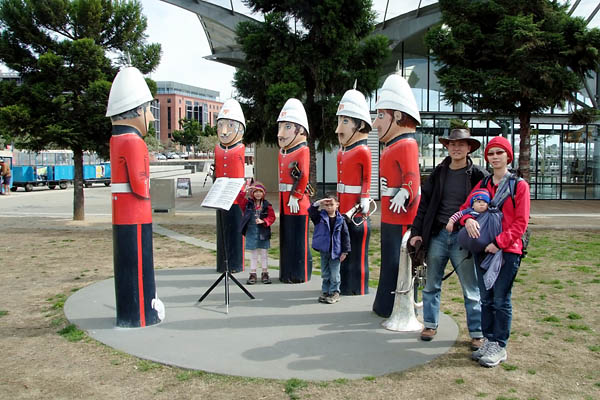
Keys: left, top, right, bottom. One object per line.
{"left": 318, "top": 293, "right": 329, "bottom": 303}
{"left": 326, "top": 292, "right": 340, "bottom": 304}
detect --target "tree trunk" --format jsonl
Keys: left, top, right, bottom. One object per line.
{"left": 518, "top": 110, "right": 531, "bottom": 183}
{"left": 73, "top": 148, "right": 85, "bottom": 221}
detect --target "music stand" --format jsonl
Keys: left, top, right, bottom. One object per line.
{"left": 198, "top": 178, "right": 254, "bottom": 313}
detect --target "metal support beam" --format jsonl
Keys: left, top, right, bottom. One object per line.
{"left": 586, "top": 2, "right": 600, "bottom": 25}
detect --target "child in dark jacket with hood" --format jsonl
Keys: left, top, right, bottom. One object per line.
{"left": 309, "top": 194, "right": 351, "bottom": 304}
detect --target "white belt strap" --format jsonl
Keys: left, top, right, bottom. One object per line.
{"left": 336, "top": 183, "right": 362, "bottom": 194}
{"left": 279, "top": 183, "right": 294, "bottom": 192}
{"left": 111, "top": 183, "right": 132, "bottom": 193}
{"left": 381, "top": 187, "right": 400, "bottom": 197}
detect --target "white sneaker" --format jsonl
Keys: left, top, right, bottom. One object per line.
{"left": 478, "top": 342, "right": 507, "bottom": 367}
{"left": 471, "top": 337, "right": 489, "bottom": 361}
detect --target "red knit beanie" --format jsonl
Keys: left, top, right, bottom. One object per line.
{"left": 485, "top": 136, "right": 513, "bottom": 163}
{"left": 250, "top": 182, "right": 266, "bottom": 195}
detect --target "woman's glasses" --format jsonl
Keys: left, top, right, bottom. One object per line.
{"left": 487, "top": 150, "right": 506, "bottom": 157}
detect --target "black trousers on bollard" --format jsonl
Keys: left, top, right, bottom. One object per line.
{"left": 340, "top": 217, "right": 370, "bottom": 295}
{"left": 113, "top": 223, "right": 160, "bottom": 328}
{"left": 216, "top": 205, "right": 244, "bottom": 273}
{"left": 279, "top": 212, "right": 312, "bottom": 283}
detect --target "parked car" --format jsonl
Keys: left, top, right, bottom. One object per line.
{"left": 166, "top": 152, "right": 180, "bottom": 159}
{"left": 178, "top": 152, "right": 189, "bottom": 159}
{"left": 156, "top": 153, "right": 166, "bottom": 160}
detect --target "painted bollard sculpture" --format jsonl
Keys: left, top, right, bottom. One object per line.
{"left": 335, "top": 85, "right": 373, "bottom": 295}
{"left": 277, "top": 98, "right": 312, "bottom": 283}
{"left": 372, "top": 73, "right": 421, "bottom": 318}
{"left": 106, "top": 67, "right": 164, "bottom": 327}
{"left": 214, "top": 99, "right": 246, "bottom": 273}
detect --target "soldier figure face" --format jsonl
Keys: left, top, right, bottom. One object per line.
{"left": 373, "top": 110, "right": 394, "bottom": 143}
{"left": 336, "top": 116, "right": 362, "bottom": 147}
{"left": 277, "top": 121, "right": 304, "bottom": 150}
{"left": 217, "top": 118, "right": 243, "bottom": 146}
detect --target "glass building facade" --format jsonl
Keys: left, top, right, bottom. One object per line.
{"left": 372, "top": 45, "right": 600, "bottom": 200}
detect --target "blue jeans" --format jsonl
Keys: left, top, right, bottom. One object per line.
{"left": 423, "top": 229, "right": 482, "bottom": 338}
{"left": 320, "top": 252, "right": 341, "bottom": 294}
{"left": 476, "top": 252, "right": 520, "bottom": 348}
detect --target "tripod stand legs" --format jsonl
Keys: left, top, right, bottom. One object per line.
{"left": 198, "top": 272, "right": 226, "bottom": 303}
{"left": 198, "top": 271, "right": 255, "bottom": 313}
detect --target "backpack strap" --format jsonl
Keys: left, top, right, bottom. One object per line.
{"left": 480, "top": 175, "right": 492, "bottom": 189}
{"left": 507, "top": 175, "right": 524, "bottom": 209}
{"left": 482, "top": 173, "right": 522, "bottom": 210}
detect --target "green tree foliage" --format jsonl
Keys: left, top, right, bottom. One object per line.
{"left": 202, "top": 124, "right": 217, "bottom": 137}
{"left": 0, "top": 0, "right": 161, "bottom": 219}
{"left": 235, "top": 0, "right": 390, "bottom": 184}
{"left": 197, "top": 135, "right": 218, "bottom": 154}
{"left": 449, "top": 119, "right": 468, "bottom": 130}
{"left": 425, "top": 0, "right": 600, "bottom": 181}
{"left": 144, "top": 124, "right": 163, "bottom": 153}
{"left": 171, "top": 119, "right": 202, "bottom": 150}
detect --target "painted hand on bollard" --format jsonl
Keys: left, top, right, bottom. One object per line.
{"left": 288, "top": 196, "right": 300, "bottom": 214}
{"left": 151, "top": 295, "right": 165, "bottom": 321}
{"left": 389, "top": 188, "right": 409, "bottom": 213}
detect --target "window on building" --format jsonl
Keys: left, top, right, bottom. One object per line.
{"left": 186, "top": 100, "right": 193, "bottom": 120}
{"left": 167, "top": 107, "right": 171, "bottom": 130}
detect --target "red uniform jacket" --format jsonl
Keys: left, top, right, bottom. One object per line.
{"left": 278, "top": 142, "right": 310, "bottom": 215}
{"left": 215, "top": 142, "right": 245, "bottom": 179}
{"left": 460, "top": 177, "right": 530, "bottom": 255}
{"left": 110, "top": 132, "right": 152, "bottom": 225}
{"left": 380, "top": 135, "right": 420, "bottom": 225}
{"left": 337, "top": 140, "right": 372, "bottom": 214}
{"left": 215, "top": 141, "right": 245, "bottom": 205}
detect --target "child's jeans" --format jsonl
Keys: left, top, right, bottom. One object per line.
{"left": 320, "top": 251, "right": 341, "bottom": 294}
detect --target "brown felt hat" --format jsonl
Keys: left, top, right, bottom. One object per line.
{"left": 438, "top": 128, "right": 481, "bottom": 153}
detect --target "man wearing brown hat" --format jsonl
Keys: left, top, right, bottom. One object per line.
{"left": 409, "top": 128, "right": 488, "bottom": 351}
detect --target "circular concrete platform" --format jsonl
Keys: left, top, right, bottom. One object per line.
{"left": 65, "top": 267, "right": 458, "bottom": 381}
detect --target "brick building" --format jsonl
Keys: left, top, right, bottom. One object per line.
{"left": 154, "top": 81, "right": 223, "bottom": 145}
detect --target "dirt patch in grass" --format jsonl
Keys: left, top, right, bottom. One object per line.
{"left": 1, "top": 219, "right": 598, "bottom": 399}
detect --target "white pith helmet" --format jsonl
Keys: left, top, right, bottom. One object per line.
{"left": 106, "top": 67, "right": 154, "bottom": 117}
{"left": 336, "top": 87, "right": 372, "bottom": 130}
{"left": 277, "top": 98, "right": 309, "bottom": 134}
{"left": 375, "top": 73, "right": 421, "bottom": 124}
{"left": 217, "top": 98, "right": 246, "bottom": 129}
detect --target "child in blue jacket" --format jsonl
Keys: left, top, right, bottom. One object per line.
{"left": 309, "top": 194, "right": 351, "bottom": 304}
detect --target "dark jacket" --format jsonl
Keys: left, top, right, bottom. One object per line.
{"left": 308, "top": 203, "right": 351, "bottom": 260}
{"left": 239, "top": 197, "right": 276, "bottom": 241}
{"left": 410, "top": 156, "right": 488, "bottom": 252}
